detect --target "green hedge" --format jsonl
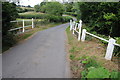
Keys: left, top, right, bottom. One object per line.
{"left": 18, "top": 14, "right": 47, "bottom": 19}
{"left": 18, "top": 14, "right": 72, "bottom": 22}
{"left": 64, "top": 12, "right": 77, "bottom": 17}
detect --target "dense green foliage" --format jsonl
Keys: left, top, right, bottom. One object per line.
{"left": 19, "top": 13, "right": 72, "bottom": 23}
{"left": 2, "top": 2, "right": 18, "bottom": 51}
{"left": 76, "top": 2, "right": 120, "bottom": 37}
{"left": 34, "top": 4, "right": 41, "bottom": 12}
{"left": 64, "top": 12, "right": 77, "bottom": 17}
{"left": 64, "top": 2, "right": 73, "bottom": 12}
{"left": 17, "top": 7, "right": 34, "bottom": 13}
{"left": 75, "top": 2, "right": 120, "bottom": 57}
{"left": 80, "top": 56, "right": 118, "bottom": 79}
{"left": 34, "top": 2, "right": 64, "bottom": 16}
{"left": 45, "top": 2, "right": 64, "bottom": 16}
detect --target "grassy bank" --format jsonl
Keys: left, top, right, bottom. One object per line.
{"left": 66, "top": 27, "right": 119, "bottom": 79}
{"left": 3, "top": 22, "right": 62, "bottom": 53}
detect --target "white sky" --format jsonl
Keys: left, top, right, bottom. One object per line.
{"left": 19, "top": 0, "right": 64, "bottom": 7}
{"left": 19, "top": 0, "right": 43, "bottom": 7}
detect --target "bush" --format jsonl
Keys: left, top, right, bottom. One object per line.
{"left": 2, "top": 2, "right": 18, "bottom": 52}
{"left": 70, "top": 54, "right": 76, "bottom": 60}
{"left": 18, "top": 14, "right": 47, "bottom": 19}
{"left": 113, "top": 37, "right": 120, "bottom": 57}
{"left": 44, "top": 2, "right": 64, "bottom": 16}
{"left": 76, "top": 2, "right": 120, "bottom": 37}
{"left": 64, "top": 12, "right": 77, "bottom": 17}
{"left": 19, "top": 14, "right": 72, "bottom": 23}
{"left": 80, "top": 56, "right": 119, "bottom": 79}
{"left": 86, "top": 67, "right": 110, "bottom": 78}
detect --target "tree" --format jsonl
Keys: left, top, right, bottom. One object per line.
{"left": 76, "top": 2, "right": 120, "bottom": 37}
{"left": 34, "top": 4, "right": 40, "bottom": 12}
{"left": 27, "top": 5, "right": 31, "bottom": 7}
{"left": 64, "top": 2, "right": 73, "bottom": 12}
{"left": 45, "top": 2, "right": 64, "bottom": 16}
{"left": 2, "top": 2, "right": 18, "bottom": 49}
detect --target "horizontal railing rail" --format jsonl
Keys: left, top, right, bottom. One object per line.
{"left": 9, "top": 25, "right": 32, "bottom": 31}
{"left": 86, "top": 32, "right": 109, "bottom": 43}
{"left": 70, "top": 19, "right": 120, "bottom": 60}
{"left": 9, "top": 18, "right": 34, "bottom": 33}
{"left": 10, "top": 20, "right": 32, "bottom": 23}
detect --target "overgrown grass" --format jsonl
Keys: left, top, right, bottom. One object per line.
{"left": 66, "top": 26, "right": 119, "bottom": 78}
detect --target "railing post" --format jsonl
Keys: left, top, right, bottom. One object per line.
{"left": 78, "top": 24, "right": 82, "bottom": 41}
{"left": 32, "top": 18, "right": 34, "bottom": 28}
{"left": 22, "top": 19, "right": 25, "bottom": 32}
{"left": 105, "top": 38, "right": 116, "bottom": 60}
{"left": 79, "top": 20, "right": 82, "bottom": 28}
{"left": 81, "top": 29, "right": 86, "bottom": 42}
{"left": 72, "top": 21, "right": 75, "bottom": 34}
{"left": 75, "top": 23, "right": 77, "bottom": 31}
{"left": 78, "top": 20, "right": 82, "bottom": 41}
{"left": 70, "top": 20, "right": 72, "bottom": 31}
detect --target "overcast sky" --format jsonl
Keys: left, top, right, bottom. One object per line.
{"left": 19, "top": 0, "right": 64, "bottom": 7}
{"left": 19, "top": 0, "right": 43, "bottom": 7}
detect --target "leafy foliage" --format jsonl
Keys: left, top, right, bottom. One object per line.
{"left": 76, "top": 2, "right": 120, "bottom": 37}
{"left": 2, "top": 2, "right": 18, "bottom": 51}
{"left": 110, "top": 70, "right": 118, "bottom": 79}
{"left": 44, "top": 2, "right": 64, "bottom": 16}
{"left": 64, "top": 12, "right": 77, "bottom": 17}
{"left": 80, "top": 56, "right": 119, "bottom": 79}
{"left": 70, "top": 54, "right": 75, "bottom": 60}
{"left": 2, "top": 2, "right": 18, "bottom": 35}
{"left": 86, "top": 67, "right": 110, "bottom": 78}
{"left": 34, "top": 4, "right": 41, "bottom": 12}
{"left": 64, "top": 2, "right": 73, "bottom": 12}
{"left": 19, "top": 13, "right": 72, "bottom": 23}
{"left": 34, "top": 2, "right": 64, "bottom": 16}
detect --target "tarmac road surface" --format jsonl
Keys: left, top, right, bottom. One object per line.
{"left": 2, "top": 23, "right": 70, "bottom": 78}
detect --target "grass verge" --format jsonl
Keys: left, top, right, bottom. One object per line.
{"left": 66, "top": 27, "right": 119, "bottom": 79}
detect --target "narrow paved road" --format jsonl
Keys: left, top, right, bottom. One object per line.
{"left": 3, "top": 23, "right": 70, "bottom": 78}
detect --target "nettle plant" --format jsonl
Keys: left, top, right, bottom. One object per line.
{"left": 80, "top": 56, "right": 119, "bottom": 79}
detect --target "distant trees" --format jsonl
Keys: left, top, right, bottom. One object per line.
{"left": 34, "top": 4, "right": 41, "bottom": 12}
{"left": 45, "top": 2, "right": 64, "bottom": 16}
{"left": 34, "top": 2, "right": 64, "bottom": 16}
{"left": 64, "top": 2, "right": 73, "bottom": 12}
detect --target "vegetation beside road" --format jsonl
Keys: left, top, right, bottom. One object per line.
{"left": 2, "top": 2, "right": 72, "bottom": 53}
{"left": 19, "top": 12, "right": 72, "bottom": 23}
{"left": 66, "top": 27, "right": 119, "bottom": 79}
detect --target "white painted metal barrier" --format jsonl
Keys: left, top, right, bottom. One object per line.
{"left": 70, "top": 19, "right": 120, "bottom": 60}
{"left": 70, "top": 20, "right": 82, "bottom": 41}
{"left": 9, "top": 18, "right": 34, "bottom": 33}
{"left": 81, "top": 29, "right": 120, "bottom": 60}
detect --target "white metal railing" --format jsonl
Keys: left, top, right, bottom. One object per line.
{"left": 70, "top": 20, "right": 120, "bottom": 60}
{"left": 70, "top": 20, "right": 82, "bottom": 41}
{"left": 9, "top": 18, "right": 34, "bottom": 33}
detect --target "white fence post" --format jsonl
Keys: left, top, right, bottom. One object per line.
{"left": 79, "top": 20, "right": 82, "bottom": 28}
{"left": 70, "top": 20, "right": 72, "bottom": 31}
{"left": 72, "top": 21, "right": 75, "bottom": 34}
{"left": 75, "top": 23, "right": 77, "bottom": 31}
{"left": 32, "top": 18, "right": 34, "bottom": 28}
{"left": 22, "top": 19, "right": 25, "bottom": 32}
{"left": 81, "top": 29, "right": 86, "bottom": 42}
{"left": 78, "top": 20, "right": 82, "bottom": 41}
{"left": 105, "top": 38, "right": 116, "bottom": 60}
{"left": 78, "top": 24, "right": 81, "bottom": 41}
